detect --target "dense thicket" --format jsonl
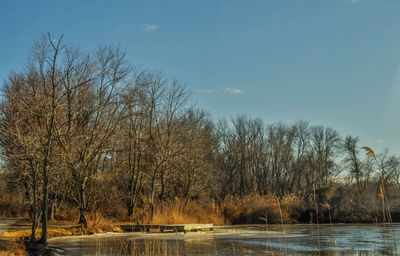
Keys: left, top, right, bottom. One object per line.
{"left": 1, "top": 35, "right": 400, "bottom": 244}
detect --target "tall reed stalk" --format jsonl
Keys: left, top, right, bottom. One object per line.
{"left": 362, "top": 146, "right": 398, "bottom": 256}
{"left": 313, "top": 185, "right": 321, "bottom": 255}
{"left": 379, "top": 179, "right": 397, "bottom": 255}
{"left": 274, "top": 196, "right": 287, "bottom": 256}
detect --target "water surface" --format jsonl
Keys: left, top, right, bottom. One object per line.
{"left": 48, "top": 224, "right": 400, "bottom": 255}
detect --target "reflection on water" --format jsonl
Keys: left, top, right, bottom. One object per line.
{"left": 48, "top": 224, "right": 400, "bottom": 255}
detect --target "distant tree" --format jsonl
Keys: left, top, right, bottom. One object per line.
{"left": 343, "top": 136, "right": 364, "bottom": 197}
{"left": 310, "top": 126, "right": 340, "bottom": 188}
{"left": 376, "top": 149, "right": 400, "bottom": 184}
{"left": 116, "top": 69, "right": 153, "bottom": 217}
{"left": 166, "top": 108, "right": 216, "bottom": 202}
{"left": 146, "top": 79, "right": 188, "bottom": 221}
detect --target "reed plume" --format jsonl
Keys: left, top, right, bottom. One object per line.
{"left": 361, "top": 146, "right": 376, "bottom": 160}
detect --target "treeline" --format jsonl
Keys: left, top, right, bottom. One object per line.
{"left": 1, "top": 34, "right": 400, "bottom": 245}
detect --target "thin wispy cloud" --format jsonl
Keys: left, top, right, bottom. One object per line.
{"left": 197, "top": 90, "right": 217, "bottom": 94}
{"left": 143, "top": 24, "right": 159, "bottom": 32}
{"left": 375, "top": 139, "right": 384, "bottom": 144}
{"left": 196, "top": 88, "right": 244, "bottom": 95}
{"left": 345, "top": 0, "right": 360, "bottom": 4}
{"left": 224, "top": 88, "right": 243, "bottom": 94}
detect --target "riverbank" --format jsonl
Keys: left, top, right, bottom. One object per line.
{"left": 0, "top": 219, "right": 123, "bottom": 255}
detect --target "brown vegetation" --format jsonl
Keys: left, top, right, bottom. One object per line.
{"left": 1, "top": 218, "right": 121, "bottom": 244}
{"left": 0, "top": 242, "right": 26, "bottom": 256}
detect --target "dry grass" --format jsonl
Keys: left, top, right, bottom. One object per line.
{"left": 135, "top": 194, "right": 305, "bottom": 225}
{"left": 0, "top": 215, "right": 122, "bottom": 256}
{"left": 1, "top": 226, "right": 82, "bottom": 243}
{"left": 86, "top": 213, "right": 122, "bottom": 234}
{"left": 1, "top": 215, "right": 122, "bottom": 245}
{"left": 0, "top": 250, "right": 27, "bottom": 256}
{"left": 221, "top": 193, "right": 305, "bottom": 224}
{"left": 0, "top": 240, "right": 26, "bottom": 256}
{"left": 144, "top": 198, "right": 225, "bottom": 225}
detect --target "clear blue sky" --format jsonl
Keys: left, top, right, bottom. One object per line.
{"left": 1, "top": 0, "right": 400, "bottom": 154}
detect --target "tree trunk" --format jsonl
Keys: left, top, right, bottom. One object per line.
{"left": 38, "top": 170, "right": 48, "bottom": 245}
{"left": 150, "top": 202, "right": 155, "bottom": 223}
{"left": 78, "top": 208, "right": 88, "bottom": 229}
{"left": 78, "top": 186, "right": 88, "bottom": 229}
{"left": 49, "top": 200, "right": 55, "bottom": 222}
{"left": 31, "top": 172, "right": 37, "bottom": 243}
{"left": 159, "top": 167, "right": 165, "bottom": 200}
{"left": 127, "top": 201, "right": 133, "bottom": 217}
{"left": 150, "top": 177, "right": 156, "bottom": 223}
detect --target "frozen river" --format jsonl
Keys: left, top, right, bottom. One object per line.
{"left": 48, "top": 224, "right": 400, "bottom": 255}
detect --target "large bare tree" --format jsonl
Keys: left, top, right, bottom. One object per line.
{"left": 0, "top": 33, "right": 66, "bottom": 245}
{"left": 55, "top": 45, "right": 129, "bottom": 228}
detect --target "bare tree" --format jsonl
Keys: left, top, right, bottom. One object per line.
{"left": 146, "top": 78, "right": 188, "bottom": 221}
{"left": 343, "top": 136, "right": 365, "bottom": 197}
{"left": 0, "top": 33, "right": 66, "bottom": 245}
{"left": 376, "top": 149, "right": 400, "bottom": 184}
{"left": 116, "top": 70, "right": 153, "bottom": 217}
{"left": 0, "top": 74, "right": 43, "bottom": 241}
{"left": 165, "top": 109, "right": 216, "bottom": 202}
{"left": 310, "top": 126, "right": 340, "bottom": 188}
{"left": 56, "top": 45, "right": 129, "bottom": 228}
